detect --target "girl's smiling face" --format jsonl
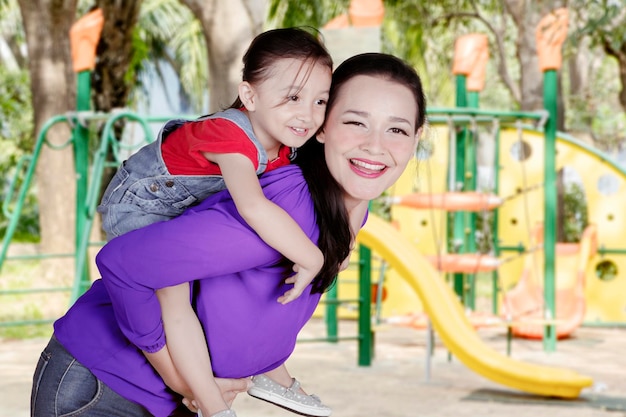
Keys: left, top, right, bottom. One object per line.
{"left": 317, "top": 74, "right": 421, "bottom": 210}
{"left": 241, "top": 58, "right": 331, "bottom": 158}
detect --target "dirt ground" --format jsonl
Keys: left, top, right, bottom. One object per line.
{"left": 2, "top": 319, "right": 626, "bottom": 417}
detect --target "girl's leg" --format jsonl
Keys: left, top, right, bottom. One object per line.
{"left": 158, "top": 283, "right": 231, "bottom": 416}
{"left": 31, "top": 336, "right": 152, "bottom": 417}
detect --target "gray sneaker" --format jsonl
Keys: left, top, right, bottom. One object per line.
{"left": 247, "top": 375, "right": 332, "bottom": 416}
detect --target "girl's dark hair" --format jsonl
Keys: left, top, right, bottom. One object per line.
{"left": 229, "top": 27, "right": 333, "bottom": 109}
{"left": 296, "top": 53, "right": 427, "bottom": 294}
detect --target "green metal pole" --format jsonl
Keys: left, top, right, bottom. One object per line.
{"left": 465, "top": 91, "right": 480, "bottom": 309}
{"left": 452, "top": 74, "right": 468, "bottom": 302}
{"left": 543, "top": 69, "right": 558, "bottom": 351}
{"left": 325, "top": 280, "right": 339, "bottom": 342}
{"left": 72, "top": 70, "right": 92, "bottom": 299}
{"left": 358, "top": 244, "right": 373, "bottom": 366}
{"left": 467, "top": 91, "right": 479, "bottom": 108}
{"left": 491, "top": 121, "right": 501, "bottom": 314}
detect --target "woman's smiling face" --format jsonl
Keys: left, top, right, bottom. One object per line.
{"left": 317, "top": 74, "right": 420, "bottom": 209}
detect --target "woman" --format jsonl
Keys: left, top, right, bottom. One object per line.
{"left": 30, "top": 52, "right": 426, "bottom": 417}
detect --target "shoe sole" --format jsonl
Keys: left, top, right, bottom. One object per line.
{"left": 247, "top": 389, "right": 332, "bottom": 417}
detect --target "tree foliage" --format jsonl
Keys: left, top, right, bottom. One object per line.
{"left": 566, "top": 0, "right": 626, "bottom": 150}
{"left": 268, "top": 0, "right": 519, "bottom": 109}
{"left": 0, "top": 66, "right": 37, "bottom": 240}
{"left": 267, "top": 0, "right": 349, "bottom": 29}
{"left": 2, "top": 0, "right": 626, "bottom": 246}
{"left": 131, "top": 0, "right": 207, "bottom": 112}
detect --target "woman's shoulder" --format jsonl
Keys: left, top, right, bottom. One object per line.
{"left": 259, "top": 166, "right": 312, "bottom": 205}
{"left": 258, "top": 165, "right": 317, "bottom": 229}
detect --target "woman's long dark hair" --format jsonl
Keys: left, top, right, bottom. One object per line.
{"left": 296, "top": 52, "right": 427, "bottom": 294}
{"left": 294, "top": 138, "right": 351, "bottom": 294}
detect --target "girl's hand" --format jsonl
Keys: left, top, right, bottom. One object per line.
{"left": 278, "top": 264, "right": 316, "bottom": 304}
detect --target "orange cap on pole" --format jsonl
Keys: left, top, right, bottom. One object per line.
{"left": 452, "top": 34, "right": 488, "bottom": 76}
{"left": 467, "top": 45, "right": 489, "bottom": 92}
{"left": 536, "top": 8, "right": 568, "bottom": 72}
{"left": 323, "top": 13, "right": 350, "bottom": 29}
{"left": 323, "top": 0, "right": 384, "bottom": 28}
{"left": 349, "top": 0, "right": 384, "bottom": 26}
{"left": 69, "top": 8, "right": 104, "bottom": 73}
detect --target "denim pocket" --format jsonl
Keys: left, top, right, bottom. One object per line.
{"left": 55, "top": 359, "right": 102, "bottom": 416}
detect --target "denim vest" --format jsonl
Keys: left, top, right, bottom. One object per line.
{"left": 97, "top": 109, "right": 268, "bottom": 240}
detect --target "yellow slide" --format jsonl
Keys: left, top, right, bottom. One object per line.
{"left": 358, "top": 214, "right": 593, "bottom": 398}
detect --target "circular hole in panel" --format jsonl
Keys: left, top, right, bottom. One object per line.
{"left": 595, "top": 260, "right": 618, "bottom": 282}
{"left": 510, "top": 218, "right": 518, "bottom": 225}
{"left": 597, "top": 174, "right": 620, "bottom": 196}
{"left": 510, "top": 140, "right": 532, "bottom": 162}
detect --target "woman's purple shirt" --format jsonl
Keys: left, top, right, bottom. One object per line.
{"left": 53, "top": 165, "right": 323, "bottom": 417}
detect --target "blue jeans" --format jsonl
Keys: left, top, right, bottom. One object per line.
{"left": 30, "top": 336, "right": 154, "bottom": 417}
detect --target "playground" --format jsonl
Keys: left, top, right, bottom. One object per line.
{"left": 3, "top": 2, "right": 626, "bottom": 416}
{"left": 2, "top": 322, "right": 626, "bottom": 417}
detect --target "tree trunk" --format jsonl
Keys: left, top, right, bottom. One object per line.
{"left": 93, "top": 0, "right": 141, "bottom": 112}
{"left": 503, "top": 0, "right": 566, "bottom": 130}
{"left": 18, "top": 0, "right": 78, "bottom": 281}
{"left": 603, "top": 40, "right": 626, "bottom": 113}
{"left": 181, "top": 0, "right": 267, "bottom": 112}
{"left": 92, "top": 1, "right": 142, "bottom": 225}
{"left": 503, "top": 0, "right": 544, "bottom": 111}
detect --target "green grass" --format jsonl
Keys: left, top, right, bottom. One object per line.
{"left": 0, "top": 257, "right": 69, "bottom": 340}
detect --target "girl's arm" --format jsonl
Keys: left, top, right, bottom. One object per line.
{"left": 209, "top": 152, "right": 324, "bottom": 304}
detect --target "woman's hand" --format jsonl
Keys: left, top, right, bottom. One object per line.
{"left": 217, "top": 377, "right": 254, "bottom": 406}
{"left": 182, "top": 378, "right": 253, "bottom": 413}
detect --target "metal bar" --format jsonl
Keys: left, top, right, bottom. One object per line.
{"left": 357, "top": 244, "right": 373, "bottom": 366}
{"left": 543, "top": 69, "right": 558, "bottom": 351}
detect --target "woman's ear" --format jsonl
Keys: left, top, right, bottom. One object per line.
{"left": 414, "top": 126, "right": 424, "bottom": 147}
{"left": 316, "top": 128, "right": 326, "bottom": 144}
{"left": 238, "top": 81, "right": 256, "bottom": 111}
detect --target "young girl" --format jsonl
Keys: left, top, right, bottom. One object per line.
{"left": 97, "top": 28, "right": 333, "bottom": 417}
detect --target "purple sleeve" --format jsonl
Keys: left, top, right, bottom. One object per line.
{"left": 96, "top": 166, "right": 316, "bottom": 352}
